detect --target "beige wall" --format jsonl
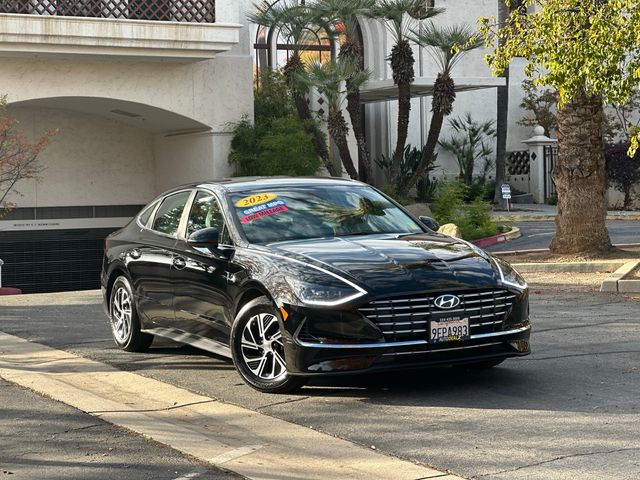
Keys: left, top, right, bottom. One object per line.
{"left": 1, "top": 0, "right": 254, "bottom": 213}
{"left": 153, "top": 132, "right": 234, "bottom": 193}
{"left": 7, "top": 107, "right": 156, "bottom": 208}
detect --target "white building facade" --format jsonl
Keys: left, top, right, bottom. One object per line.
{"left": 0, "top": 0, "right": 254, "bottom": 292}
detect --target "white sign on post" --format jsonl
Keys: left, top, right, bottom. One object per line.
{"left": 501, "top": 184, "right": 512, "bottom": 212}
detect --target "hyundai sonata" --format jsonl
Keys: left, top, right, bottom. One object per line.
{"left": 101, "top": 177, "right": 530, "bottom": 393}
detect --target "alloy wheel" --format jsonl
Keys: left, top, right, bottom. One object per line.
{"left": 111, "top": 286, "right": 132, "bottom": 343}
{"left": 240, "top": 312, "right": 287, "bottom": 381}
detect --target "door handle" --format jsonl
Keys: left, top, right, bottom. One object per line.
{"left": 172, "top": 256, "right": 186, "bottom": 270}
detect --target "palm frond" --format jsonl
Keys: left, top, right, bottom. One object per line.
{"left": 312, "top": 0, "right": 377, "bottom": 39}
{"left": 296, "top": 59, "right": 371, "bottom": 110}
{"left": 371, "top": 0, "right": 443, "bottom": 42}
{"left": 248, "top": 2, "right": 317, "bottom": 53}
{"left": 412, "top": 23, "right": 481, "bottom": 72}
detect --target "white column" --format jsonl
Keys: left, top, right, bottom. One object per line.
{"left": 522, "top": 125, "right": 558, "bottom": 204}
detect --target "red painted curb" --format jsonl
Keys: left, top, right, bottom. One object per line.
{"left": 472, "top": 233, "right": 508, "bottom": 248}
{"left": 0, "top": 287, "right": 22, "bottom": 296}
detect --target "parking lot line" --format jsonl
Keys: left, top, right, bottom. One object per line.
{"left": 0, "top": 332, "right": 463, "bottom": 480}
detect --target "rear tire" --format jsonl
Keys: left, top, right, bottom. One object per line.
{"left": 231, "top": 297, "right": 305, "bottom": 394}
{"left": 109, "top": 276, "right": 153, "bottom": 352}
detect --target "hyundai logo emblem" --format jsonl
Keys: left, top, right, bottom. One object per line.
{"left": 434, "top": 294, "right": 461, "bottom": 309}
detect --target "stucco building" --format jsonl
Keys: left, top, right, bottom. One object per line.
{"left": 0, "top": 0, "right": 542, "bottom": 293}
{"left": 0, "top": 0, "right": 254, "bottom": 292}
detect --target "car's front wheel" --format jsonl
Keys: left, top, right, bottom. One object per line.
{"left": 109, "top": 276, "right": 154, "bottom": 352}
{"left": 231, "top": 297, "right": 305, "bottom": 394}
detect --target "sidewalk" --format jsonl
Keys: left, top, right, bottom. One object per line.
{"left": 0, "top": 378, "right": 235, "bottom": 480}
{"left": 491, "top": 203, "right": 640, "bottom": 222}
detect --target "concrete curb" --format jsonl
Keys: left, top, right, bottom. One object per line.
{"left": 601, "top": 260, "right": 640, "bottom": 293}
{"left": 513, "top": 261, "right": 627, "bottom": 274}
{"left": 472, "top": 226, "right": 521, "bottom": 248}
{"left": 491, "top": 214, "right": 555, "bottom": 222}
{"left": 492, "top": 214, "right": 640, "bottom": 222}
{"left": 494, "top": 243, "right": 640, "bottom": 257}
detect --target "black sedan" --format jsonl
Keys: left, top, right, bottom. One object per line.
{"left": 101, "top": 177, "right": 530, "bottom": 393}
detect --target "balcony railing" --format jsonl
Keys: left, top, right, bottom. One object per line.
{"left": 0, "top": 0, "right": 215, "bottom": 23}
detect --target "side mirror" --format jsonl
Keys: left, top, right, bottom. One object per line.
{"left": 188, "top": 228, "right": 219, "bottom": 252}
{"left": 419, "top": 216, "right": 440, "bottom": 232}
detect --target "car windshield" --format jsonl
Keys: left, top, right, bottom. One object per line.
{"left": 229, "top": 185, "right": 424, "bottom": 244}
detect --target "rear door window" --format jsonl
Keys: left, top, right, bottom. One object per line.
{"left": 138, "top": 201, "right": 158, "bottom": 227}
{"left": 151, "top": 191, "right": 191, "bottom": 237}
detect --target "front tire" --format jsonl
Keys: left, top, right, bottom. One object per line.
{"left": 231, "top": 297, "right": 305, "bottom": 394}
{"left": 109, "top": 276, "right": 153, "bottom": 352}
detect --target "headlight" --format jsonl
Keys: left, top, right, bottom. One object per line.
{"left": 493, "top": 256, "right": 528, "bottom": 290}
{"left": 285, "top": 274, "right": 367, "bottom": 306}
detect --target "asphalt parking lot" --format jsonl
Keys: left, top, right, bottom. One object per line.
{"left": 1, "top": 284, "right": 639, "bottom": 480}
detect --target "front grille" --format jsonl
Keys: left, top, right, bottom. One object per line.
{"left": 359, "top": 289, "right": 517, "bottom": 342}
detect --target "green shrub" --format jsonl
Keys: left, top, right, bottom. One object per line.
{"left": 431, "top": 180, "right": 499, "bottom": 240}
{"left": 456, "top": 199, "right": 499, "bottom": 240}
{"left": 431, "top": 181, "right": 465, "bottom": 224}
{"left": 228, "top": 71, "right": 321, "bottom": 177}
{"left": 464, "top": 177, "right": 494, "bottom": 202}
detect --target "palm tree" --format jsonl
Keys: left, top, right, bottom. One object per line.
{"left": 312, "top": 0, "right": 377, "bottom": 182}
{"left": 406, "top": 23, "right": 480, "bottom": 190}
{"left": 249, "top": 1, "right": 339, "bottom": 176}
{"left": 493, "top": 0, "right": 514, "bottom": 205}
{"left": 371, "top": 0, "right": 442, "bottom": 186}
{"left": 297, "top": 60, "right": 370, "bottom": 179}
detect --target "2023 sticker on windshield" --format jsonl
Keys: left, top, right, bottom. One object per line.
{"left": 240, "top": 199, "right": 288, "bottom": 224}
{"left": 235, "top": 193, "right": 277, "bottom": 208}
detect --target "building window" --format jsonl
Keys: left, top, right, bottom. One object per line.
{"left": 253, "top": 0, "right": 335, "bottom": 76}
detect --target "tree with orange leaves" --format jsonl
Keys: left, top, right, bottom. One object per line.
{"left": 0, "top": 97, "right": 57, "bottom": 217}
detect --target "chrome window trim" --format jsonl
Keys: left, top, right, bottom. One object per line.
{"left": 294, "top": 324, "right": 531, "bottom": 349}
{"left": 136, "top": 200, "right": 161, "bottom": 230}
{"left": 187, "top": 186, "right": 236, "bottom": 248}
{"left": 146, "top": 189, "right": 194, "bottom": 240}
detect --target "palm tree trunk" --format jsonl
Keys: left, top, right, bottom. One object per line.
{"left": 346, "top": 89, "right": 372, "bottom": 182}
{"left": 389, "top": 40, "right": 415, "bottom": 186}
{"left": 493, "top": 68, "right": 509, "bottom": 204}
{"left": 391, "top": 81, "right": 411, "bottom": 185}
{"left": 549, "top": 92, "right": 611, "bottom": 254}
{"left": 407, "top": 72, "right": 454, "bottom": 190}
{"left": 494, "top": 0, "right": 511, "bottom": 205}
{"left": 328, "top": 110, "right": 358, "bottom": 180}
{"left": 285, "top": 53, "right": 340, "bottom": 177}
{"left": 407, "top": 111, "right": 444, "bottom": 190}
{"left": 340, "top": 41, "right": 371, "bottom": 183}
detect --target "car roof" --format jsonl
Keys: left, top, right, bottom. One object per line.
{"left": 186, "top": 176, "right": 366, "bottom": 193}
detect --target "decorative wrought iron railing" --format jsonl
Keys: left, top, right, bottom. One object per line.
{"left": 543, "top": 145, "right": 558, "bottom": 198}
{"left": 507, "top": 150, "right": 532, "bottom": 176}
{"left": 0, "top": 0, "right": 215, "bottom": 23}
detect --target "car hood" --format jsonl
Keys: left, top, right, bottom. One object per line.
{"left": 268, "top": 233, "right": 500, "bottom": 296}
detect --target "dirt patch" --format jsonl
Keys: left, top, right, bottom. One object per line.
{"left": 628, "top": 265, "right": 640, "bottom": 279}
{"left": 501, "top": 247, "right": 640, "bottom": 264}
{"left": 524, "top": 272, "right": 610, "bottom": 293}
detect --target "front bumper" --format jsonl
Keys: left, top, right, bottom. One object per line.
{"left": 282, "top": 307, "right": 531, "bottom": 376}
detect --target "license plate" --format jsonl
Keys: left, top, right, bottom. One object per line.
{"left": 429, "top": 317, "right": 470, "bottom": 343}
